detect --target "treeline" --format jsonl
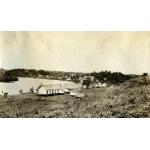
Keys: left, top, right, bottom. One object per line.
{"left": 0, "top": 71, "right": 18, "bottom": 82}
{"left": 1, "top": 68, "right": 140, "bottom": 84}
{"left": 5, "top": 69, "right": 63, "bottom": 77}
{"left": 3, "top": 69, "right": 86, "bottom": 80}
{"left": 91, "top": 71, "right": 132, "bottom": 84}
{"left": 5, "top": 69, "right": 50, "bottom": 77}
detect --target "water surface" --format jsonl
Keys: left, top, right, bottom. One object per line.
{"left": 0, "top": 77, "right": 79, "bottom": 95}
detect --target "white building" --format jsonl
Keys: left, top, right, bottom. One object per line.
{"left": 70, "top": 89, "right": 85, "bottom": 98}
{"left": 37, "top": 82, "right": 81, "bottom": 96}
{"left": 95, "top": 82, "right": 108, "bottom": 88}
{"left": 37, "top": 84, "right": 64, "bottom": 95}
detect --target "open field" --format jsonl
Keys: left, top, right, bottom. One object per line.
{"left": 0, "top": 77, "right": 150, "bottom": 118}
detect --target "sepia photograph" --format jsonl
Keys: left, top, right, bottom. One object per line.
{"left": 1, "top": 1, "right": 150, "bottom": 150}
{"left": 0, "top": 31, "right": 150, "bottom": 118}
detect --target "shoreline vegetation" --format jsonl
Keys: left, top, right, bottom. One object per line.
{"left": 0, "top": 68, "right": 137, "bottom": 84}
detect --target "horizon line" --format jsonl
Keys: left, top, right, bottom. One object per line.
{"left": 0, "top": 67, "right": 144, "bottom": 75}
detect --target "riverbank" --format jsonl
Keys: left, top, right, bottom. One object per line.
{"left": 1, "top": 77, "right": 150, "bottom": 118}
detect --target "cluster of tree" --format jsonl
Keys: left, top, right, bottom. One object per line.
{"left": 3, "top": 69, "right": 87, "bottom": 81}
{"left": 82, "top": 78, "right": 91, "bottom": 87}
{"left": 0, "top": 71, "right": 18, "bottom": 82}
{"left": 3, "top": 69, "right": 62, "bottom": 78}
{"left": 142, "top": 72, "right": 148, "bottom": 77}
{"left": 3, "top": 69, "right": 49, "bottom": 77}
{"left": 91, "top": 71, "right": 131, "bottom": 84}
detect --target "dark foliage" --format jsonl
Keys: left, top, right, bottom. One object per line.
{"left": 82, "top": 79, "right": 91, "bottom": 87}
{"left": 142, "top": 72, "right": 148, "bottom": 77}
{"left": 0, "top": 71, "right": 18, "bottom": 82}
{"left": 91, "top": 70, "right": 131, "bottom": 84}
{"left": 1, "top": 69, "right": 88, "bottom": 81}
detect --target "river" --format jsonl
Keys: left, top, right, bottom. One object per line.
{"left": 0, "top": 77, "right": 79, "bottom": 95}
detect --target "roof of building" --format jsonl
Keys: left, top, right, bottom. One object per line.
{"left": 38, "top": 84, "right": 63, "bottom": 90}
{"left": 37, "top": 83, "right": 81, "bottom": 90}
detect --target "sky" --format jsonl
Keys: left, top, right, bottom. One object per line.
{"left": 0, "top": 31, "right": 150, "bottom": 74}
